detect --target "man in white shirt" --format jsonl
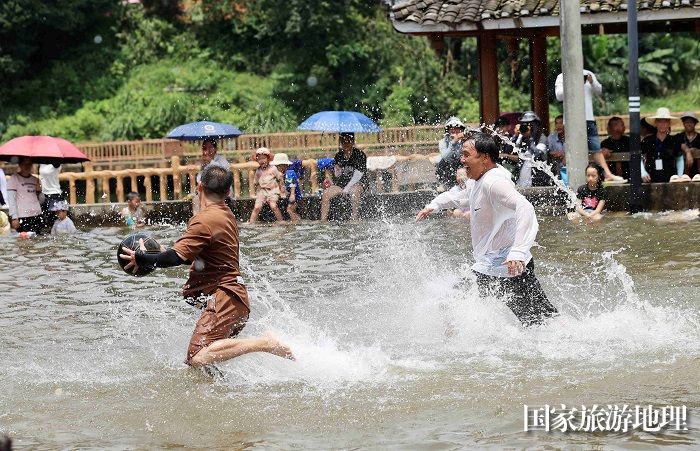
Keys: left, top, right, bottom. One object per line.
{"left": 416, "top": 132, "right": 558, "bottom": 326}
{"left": 555, "top": 70, "right": 625, "bottom": 183}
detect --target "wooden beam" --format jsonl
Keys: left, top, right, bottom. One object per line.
{"left": 530, "top": 35, "right": 550, "bottom": 134}
{"left": 478, "top": 34, "right": 499, "bottom": 125}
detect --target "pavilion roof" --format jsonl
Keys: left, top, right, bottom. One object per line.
{"left": 387, "top": 0, "right": 700, "bottom": 34}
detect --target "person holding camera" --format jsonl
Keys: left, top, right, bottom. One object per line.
{"left": 555, "top": 69, "right": 626, "bottom": 183}
{"left": 435, "top": 116, "right": 466, "bottom": 189}
{"left": 512, "top": 111, "right": 550, "bottom": 187}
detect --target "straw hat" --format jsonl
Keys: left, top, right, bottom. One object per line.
{"left": 648, "top": 107, "right": 677, "bottom": 121}
{"left": 271, "top": 153, "right": 292, "bottom": 166}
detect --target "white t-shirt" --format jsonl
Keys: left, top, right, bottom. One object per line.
{"left": 554, "top": 69, "right": 602, "bottom": 121}
{"left": 7, "top": 173, "right": 42, "bottom": 218}
{"left": 0, "top": 168, "right": 8, "bottom": 207}
{"left": 52, "top": 217, "right": 77, "bottom": 234}
{"left": 39, "top": 164, "right": 62, "bottom": 195}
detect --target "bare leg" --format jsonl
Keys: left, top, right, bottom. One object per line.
{"left": 189, "top": 331, "right": 295, "bottom": 367}
{"left": 248, "top": 204, "right": 262, "bottom": 223}
{"left": 320, "top": 186, "right": 342, "bottom": 221}
{"left": 348, "top": 185, "right": 363, "bottom": 220}
{"left": 593, "top": 152, "right": 617, "bottom": 180}
{"left": 287, "top": 202, "right": 301, "bottom": 221}
{"left": 268, "top": 199, "right": 284, "bottom": 222}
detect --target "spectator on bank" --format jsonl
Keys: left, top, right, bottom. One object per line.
{"left": 435, "top": 116, "right": 466, "bottom": 189}
{"left": 249, "top": 147, "right": 284, "bottom": 223}
{"left": 39, "top": 163, "right": 63, "bottom": 228}
{"left": 555, "top": 69, "right": 626, "bottom": 183}
{"left": 272, "top": 152, "right": 302, "bottom": 222}
{"left": 50, "top": 201, "right": 77, "bottom": 234}
{"left": 320, "top": 133, "right": 367, "bottom": 221}
{"left": 512, "top": 111, "right": 549, "bottom": 187}
{"left": 568, "top": 163, "right": 607, "bottom": 223}
{"left": 641, "top": 107, "right": 684, "bottom": 183}
{"left": 677, "top": 111, "right": 699, "bottom": 177}
{"left": 193, "top": 139, "right": 230, "bottom": 214}
{"left": 640, "top": 117, "right": 656, "bottom": 140}
{"left": 547, "top": 114, "right": 566, "bottom": 179}
{"left": 7, "top": 157, "right": 43, "bottom": 234}
{"left": 600, "top": 116, "right": 630, "bottom": 178}
{"left": 120, "top": 192, "right": 145, "bottom": 227}
{"left": 0, "top": 163, "right": 8, "bottom": 208}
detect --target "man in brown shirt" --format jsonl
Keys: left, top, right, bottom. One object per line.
{"left": 120, "top": 165, "right": 294, "bottom": 367}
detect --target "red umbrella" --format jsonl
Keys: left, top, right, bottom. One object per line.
{"left": 0, "top": 136, "right": 90, "bottom": 164}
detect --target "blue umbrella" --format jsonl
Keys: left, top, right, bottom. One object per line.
{"left": 166, "top": 121, "right": 243, "bottom": 141}
{"left": 297, "top": 111, "right": 380, "bottom": 133}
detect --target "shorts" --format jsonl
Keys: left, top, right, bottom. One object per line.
{"left": 587, "top": 120, "right": 601, "bottom": 153}
{"left": 254, "top": 188, "right": 280, "bottom": 207}
{"left": 186, "top": 288, "right": 250, "bottom": 363}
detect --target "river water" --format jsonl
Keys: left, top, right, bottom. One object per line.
{"left": 1, "top": 212, "right": 699, "bottom": 449}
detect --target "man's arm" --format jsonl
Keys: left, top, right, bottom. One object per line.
{"left": 416, "top": 184, "right": 471, "bottom": 220}
{"left": 342, "top": 170, "right": 364, "bottom": 193}
{"left": 589, "top": 72, "right": 603, "bottom": 96}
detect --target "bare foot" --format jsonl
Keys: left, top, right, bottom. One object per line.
{"left": 263, "top": 331, "right": 295, "bottom": 361}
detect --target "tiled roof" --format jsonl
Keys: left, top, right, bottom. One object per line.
{"left": 389, "top": 0, "right": 700, "bottom": 27}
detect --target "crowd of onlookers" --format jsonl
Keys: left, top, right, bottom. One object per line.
{"left": 434, "top": 70, "right": 699, "bottom": 191}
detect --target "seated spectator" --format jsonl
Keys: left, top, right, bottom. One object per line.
{"left": 249, "top": 147, "right": 284, "bottom": 223}
{"left": 120, "top": 192, "right": 146, "bottom": 227}
{"left": 320, "top": 133, "right": 367, "bottom": 221}
{"left": 435, "top": 116, "right": 465, "bottom": 189}
{"left": 600, "top": 116, "right": 630, "bottom": 178}
{"left": 7, "top": 157, "right": 43, "bottom": 234}
{"left": 568, "top": 163, "right": 607, "bottom": 223}
{"left": 271, "top": 152, "right": 302, "bottom": 221}
{"left": 641, "top": 107, "right": 684, "bottom": 183}
{"left": 677, "top": 111, "right": 699, "bottom": 177}
{"left": 512, "top": 111, "right": 549, "bottom": 187}
{"left": 547, "top": 114, "right": 566, "bottom": 179}
{"left": 50, "top": 201, "right": 77, "bottom": 234}
{"left": 640, "top": 117, "right": 656, "bottom": 140}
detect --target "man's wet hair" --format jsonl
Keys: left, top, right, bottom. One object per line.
{"left": 201, "top": 165, "right": 232, "bottom": 199}
{"left": 202, "top": 138, "right": 218, "bottom": 149}
{"left": 470, "top": 132, "right": 499, "bottom": 162}
{"left": 126, "top": 192, "right": 140, "bottom": 201}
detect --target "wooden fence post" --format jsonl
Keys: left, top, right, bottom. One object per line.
{"left": 84, "top": 163, "right": 95, "bottom": 204}
{"left": 171, "top": 155, "right": 181, "bottom": 200}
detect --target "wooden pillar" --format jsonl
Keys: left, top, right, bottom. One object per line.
{"left": 530, "top": 35, "right": 550, "bottom": 134}
{"left": 144, "top": 172, "right": 153, "bottom": 202}
{"left": 84, "top": 163, "right": 95, "bottom": 204}
{"left": 478, "top": 33, "right": 499, "bottom": 125}
{"left": 171, "top": 156, "right": 181, "bottom": 200}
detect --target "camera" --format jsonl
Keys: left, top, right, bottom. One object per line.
{"left": 520, "top": 123, "right": 530, "bottom": 133}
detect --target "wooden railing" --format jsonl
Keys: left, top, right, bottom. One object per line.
{"left": 57, "top": 154, "right": 441, "bottom": 205}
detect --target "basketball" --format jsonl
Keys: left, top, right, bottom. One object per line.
{"left": 117, "top": 232, "right": 161, "bottom": 277}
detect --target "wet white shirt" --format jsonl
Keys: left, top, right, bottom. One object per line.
{"left": 39, "top": 164, "right": 62, "bottom": 195}
{"left": 470, "top": 166, "right": 539, "bottom": 277}
{"left": 555, "top": 69, "right": 602, "bottom": 121}
{"left": 424, "top": 164, "right": 538, "bottom": 278}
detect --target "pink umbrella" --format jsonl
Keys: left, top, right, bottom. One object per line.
{"left": 0, "top": 136, "right": 90, "bottom": 164}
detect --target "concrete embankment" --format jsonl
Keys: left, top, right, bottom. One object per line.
{"left": 66, "top": 182, "right": 700, "bottom": 226}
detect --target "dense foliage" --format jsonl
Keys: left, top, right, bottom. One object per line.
{"left": 0, "top": 1, "right": 698, "bottom": 141}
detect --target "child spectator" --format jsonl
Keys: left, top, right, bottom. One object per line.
{"left": 7, "top": 157, "right": 43, "bottom": 233}
{"left": 568, "top": 163, "right": 607, "bottom": 222}
{"left": 547, "top": 114, "right": 567, "bottom": 182}
{"left": 249, "top": 147, "right": 284, "bottom": 223}
{"left": 120, "top": 192, "right": 145, "bottom": 227}
{"left": 272, "top": 153, "right": 302, "bottom": 221}
{"left": 50, "top": 201, "right": 77, "bottom": 234}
